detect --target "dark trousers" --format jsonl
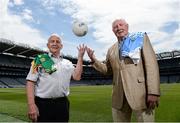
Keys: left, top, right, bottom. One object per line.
{"left": 35, "top": 96, "right": 69, "bottom": 122}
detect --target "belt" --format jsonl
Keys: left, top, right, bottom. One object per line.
{"left": 35, "top": 96, "right": 67, "bottom": 101}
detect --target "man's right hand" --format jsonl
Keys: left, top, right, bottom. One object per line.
{"left": 28, "top": 103, "right": 39, "bottom": 122}
{"left": 86, "top": 46, "right": 95, "bottom": 62}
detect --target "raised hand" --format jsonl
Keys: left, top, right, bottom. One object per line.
{"left": 86, "top": 46, "right": 95, "bottom": 62}
{"left": 77, "top": 44, "right": 86, "bottom": 59}
{"left": 72, "top": 44, "right": 86, "bottom": 81}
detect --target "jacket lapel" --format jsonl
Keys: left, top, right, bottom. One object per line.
{"left": 109, "top": 42, "right": 122, "bottom": 67}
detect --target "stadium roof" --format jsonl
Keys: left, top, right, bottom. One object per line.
{"left": 156, "top": 50, "right": 180, "bottom": 60}
{"left": 1, "top": 38, "right": 180, "bottom": 61}
{"left": 0, "top": 38, "right": 45, "bottom": 58}
{"left": 0, "top": 38, "right": 90, "bottom": 65}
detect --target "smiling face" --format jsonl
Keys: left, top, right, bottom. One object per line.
{"left": 47, "top": 35, "right": 63, "bottom": 56}
{"left": 112, "top": 19, "right": 129, "bottom": 41}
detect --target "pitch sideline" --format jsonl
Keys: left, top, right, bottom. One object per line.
{"left": 0, "top": 113, "right": 25, "bottom": 122}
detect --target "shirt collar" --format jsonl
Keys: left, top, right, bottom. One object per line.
{"left": 118, "top": 33, "right": 129, "bottom": 43}
{"left": 48, "top": 52, "right": 62, "bottom": 59}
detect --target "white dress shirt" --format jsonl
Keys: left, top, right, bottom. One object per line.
{"left": 26, "top": 53, "right": 75, "bottom": 98}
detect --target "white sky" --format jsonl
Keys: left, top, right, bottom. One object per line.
{"left": 0, "top": 0, "right": 180, "bottom": 60}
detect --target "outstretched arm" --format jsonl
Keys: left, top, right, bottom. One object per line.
{"left": 86, "top": 46, "right": 112, "bottom": 75}
{"left": 72, "top": 44, "right": 86, "bottom": 80}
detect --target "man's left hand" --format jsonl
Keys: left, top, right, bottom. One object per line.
{"left": 77, "top": 44, "right": 86, "bottom": 59}
{"left": 147, "top": 95, "right": 159, "bottom": 110}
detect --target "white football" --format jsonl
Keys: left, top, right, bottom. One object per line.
{"left": 72, "top": 21, "right": 88, "bottom": 37}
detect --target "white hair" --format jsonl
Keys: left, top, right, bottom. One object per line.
{"left": 50, "top": 33, "right": 60, "bottom": 38}
{"left": 112, "top": 18, "right": 128, "bottom": 27}
{"left": 48, "top": 33, "right": 62, "bottom": 42}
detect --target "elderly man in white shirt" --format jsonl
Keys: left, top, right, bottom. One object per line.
{"left": 26, "top": 33, "right": 85, "bottom": 122}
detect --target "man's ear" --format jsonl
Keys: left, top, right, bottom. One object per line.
{"left": 60, "top": 44, "right": 63, "bottom": 49}
{"left": 47, "top": 43, "right": 49, "bottom": 49}
{"left": 127, "top": 24, "right": 129, "bottom": 29}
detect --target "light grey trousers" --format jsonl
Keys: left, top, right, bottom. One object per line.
{"left": 112, "top": 97, "right": 154, "bottom": 122}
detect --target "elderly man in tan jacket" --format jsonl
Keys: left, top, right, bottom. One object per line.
{"left": 86, "top": 19, "right": 160, "bottom": 122}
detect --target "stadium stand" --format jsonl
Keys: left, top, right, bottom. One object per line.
{"left": 0, "top": 38, "right": 43, "bottom": 88}
{"left": 157, "top": 51, "right": 180, "bottom": 83}
{"left": 0, "top": 38, "right": 180, "bottom": 87}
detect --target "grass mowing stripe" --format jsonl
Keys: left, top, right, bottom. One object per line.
{"left": 0, "top": 113, "right": 24, "bottom": 122}
{"left": 0, "top": 84, "right": 180, "bottom": 121}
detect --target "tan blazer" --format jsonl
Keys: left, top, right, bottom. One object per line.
{"left": 93, "top": 34, "right": 160, "bottom": 110}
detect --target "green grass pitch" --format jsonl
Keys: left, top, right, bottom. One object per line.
{"left": 0, "top": 83, "right": 180, "bottom": 122}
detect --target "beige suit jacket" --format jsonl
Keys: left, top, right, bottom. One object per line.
{"left": 93, "top": 34, "right": 160, "bottom": 110}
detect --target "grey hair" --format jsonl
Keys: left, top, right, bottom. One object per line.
{"left": 48, "top": 33, "right": 61, "bottom": 42}
{"left": 112, "top": 19, "right": 128, "bottom": 27}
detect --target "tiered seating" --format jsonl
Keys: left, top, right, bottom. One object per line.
{"left": 158, "top": 57, "right": 180, "bottom": 83}
{"left": 0, "top": 81, "right": 8, "bottom": 88}
{"left": 15, "top": 77, "right": 26, "bottom": 85}
{"left": 0, "top": 48, "right": 180, "bottom": 88}
{"left": 0, "top": 52, "right": 113, "bottom": 87}
{"left": 0, "top": 54, "right": 31, "bottom": 68}
{"left": 0, "top": 77, "right": 25, "bottom": 87}
{"left": 0, "top": 54, "right": 31, "bottom": 87}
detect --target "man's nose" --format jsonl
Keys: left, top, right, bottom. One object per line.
{"left": 117, "top": 25, "right": 122, "bottom": 28}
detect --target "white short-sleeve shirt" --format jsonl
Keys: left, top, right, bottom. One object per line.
{"left": 26, "top": 54, "right": 75, "bottom": 98}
